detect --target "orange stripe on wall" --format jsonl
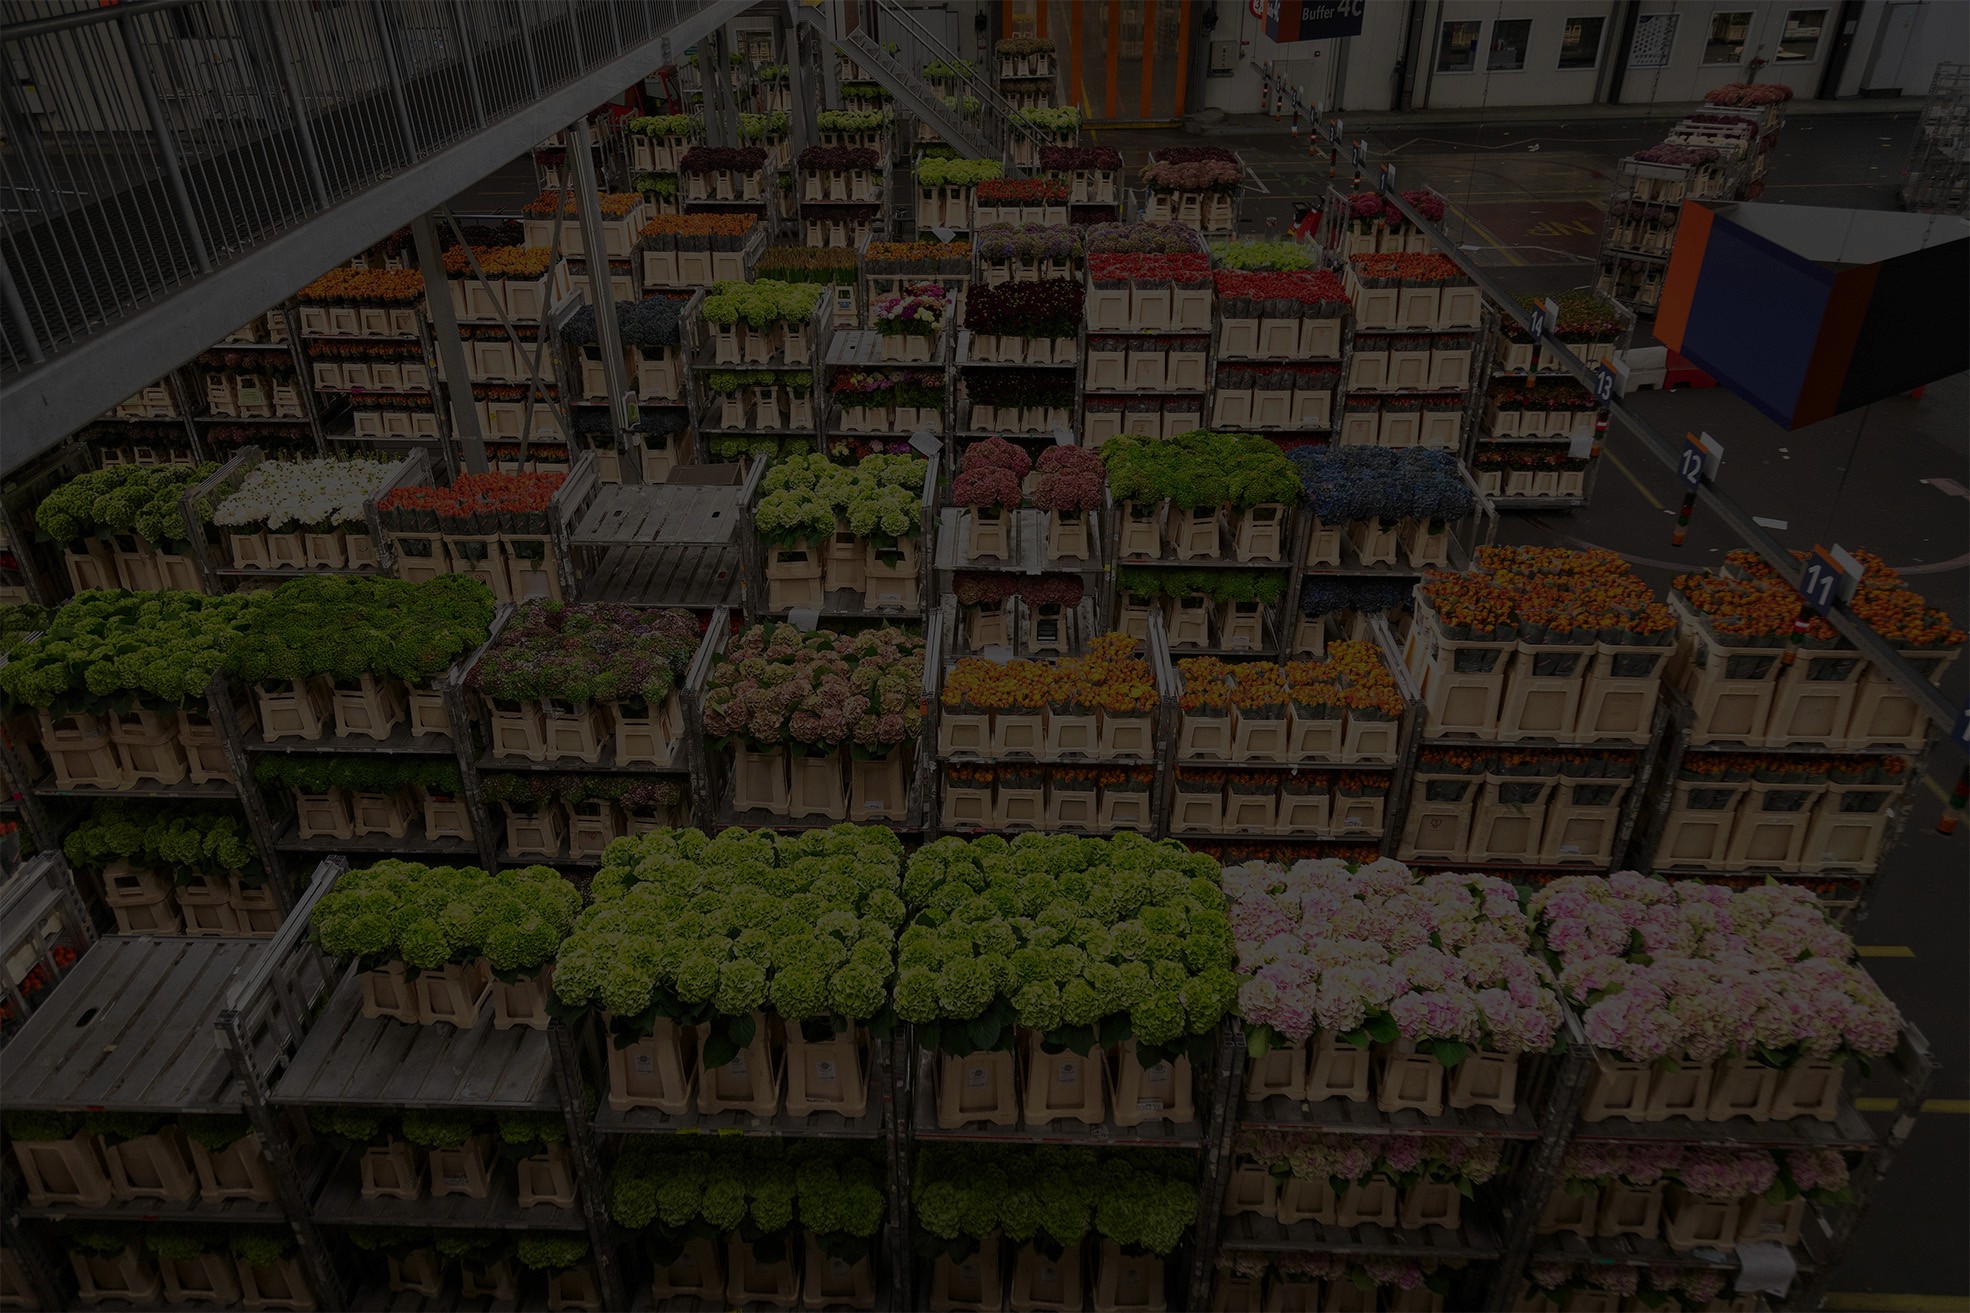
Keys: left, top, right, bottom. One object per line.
{"left": 1106, "top": 0, "right": 1120, "bottom": 118}
{"left": 1139, "top": 0, "right": 1157, "bottom": 119}
{"left": 1654, "top": 200, "right": 1713, "bottom": 353}
{"left": 1795, "top": 263, "right": 1878, "bottom": 427}
{"left": 1172, "top": 0, "right": 1192, "bottom": 118}
{"left": 1036, "top": 0, "right": 1046, "bottom": 38}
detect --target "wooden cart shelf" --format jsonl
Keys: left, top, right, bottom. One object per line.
{"left": 272, "top": 969, "right": 557, "bottom": 1112}
{"left": 2, "top": 934, "right": 260, "bottom": 1114}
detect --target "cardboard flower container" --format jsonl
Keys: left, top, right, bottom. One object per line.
{"left": 726, "top": 1236, "right": 798, "bottom": 1310}
{"left": 1110, "top": 1042, "right": 1194, "bottom": 1127}
{"left": 785, "top": 1023, "right": 870, "bottom": 1119}
{"left": 13, "top": 1132, "right": 114, "bottom": 1207}
{"left": 1536, "top": 1183, "right": 1599, "bottom": 1238}
{"left": 931, "top": 1237, "right": 1004, "bottom": 1312}
{"left": 802, "top": 1233, "right": 876, "bottom": 1311}
{"left": 416, "top": 958, "right": 492, "bottom": 1028}
{"left": 238, "top": 1253, "right": 317, "bottom": 1311}
{"left": 606, "top": 1016, "right": 693, "bottom": 1114}
{"left": 69, "top": 1245, "right": 159, "bottom": 1307}
{"left": 160, "top": 1253, "right": 242, "bottom": 1306}
{"left": 190, "top": 1130, "right": 277, "bottom": 1203}
{"left": 696, "top": 1011, "right": 782, "bottom": 1117}
{"left": 1010, "top": 1238, "right": 1083, "bottom": 1313}
{"left": 360, "top": 1140, "right": 427, "bottom": 1200}
{"left": 1022, "top": 1030, "right": 1105, "bottom": 1126}
{"left": 1374, "top": 1039, "right": 1442, "bottom": 1114}
{"left": 1092, "top": 1240, "right": 1165, "bottom": 1313}
{"left": 652, "top": 1237, "right": 724, "bottom": 1304}
{"left": 102, "top": 1125, "right": 198, "bottom": 1203}
{"left": 428, "top": 1135, "right": 498, "bottom": 1199}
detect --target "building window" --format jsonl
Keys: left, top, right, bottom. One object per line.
{"left": 1778, "top": 8, "right": 1829, "bottom": 61}
{"left": 1703, "top": 11, "right": 1754, "bottom": 64}
{"left": 1557, "top": 16, "right": 1605, "bottom": 69}
{"left": 1437, "top": 19, "right": 1482, "bottom": 73}
{"left": 1488, "top": 19, "right": 1533, "bottom": 72}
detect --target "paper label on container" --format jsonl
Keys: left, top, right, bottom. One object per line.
{"left": 1057, "top": 1060, "right": 1078, "bottom": 1083}
{"left": 634, "top": 1053, "right": 654, "bottom": 1074}
{"left": 727, "top": 1052, "right": 748, "bottom": 1076}
{"left": 967, "top": 1065, "right": 989, "bottom": 1088}
{"left": 816, "top": 1060, "right": 837, "bottom": 1082}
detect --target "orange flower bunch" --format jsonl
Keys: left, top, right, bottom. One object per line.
{"left": 441, "top": 245, "right": 553, "bottom": 279}
{"left": 1177, "top": 657, "right": 1233, "bottom": 712}
{"left": 1284, "top": 639, "right": 1404, "bottom": 717}
{"left": 942, "top": 657, "right": 1053, "bottom": 711}
{"left": 946, "top": 763, "right": 997, "bottom": 787}
{"left": 298, "top": 267, "right": 424, "bottom": 305}
{"left": 1092, "top": 766, "right": 1155, "bottom": 789}
{"left": 521, "top": 190, "right": 642, "bottom": 218}
{"left": 1425, "top": 546, "right": 1673, "bottom": 641}
{"left": 1681, "top": 549, "right": 1964, "bottom": 650}
{"left": 1051, "top": 633, "right": 1156, "bottom": 714}
{"left": 639, "top": 212, "right": 759, "bottom": 239}
{"left": 1228, "top": 664, "right": 1289, "bottom": 714}
{"left": 1419, "top": 746, "right": 1484, "bottom": 773}
{"left": 1336, "top": 771, "right": 1390, "bottom": 795}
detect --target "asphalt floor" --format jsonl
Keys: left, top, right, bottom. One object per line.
{"left": 1109, "top": 106, "right": 1967, "bottom": 1306}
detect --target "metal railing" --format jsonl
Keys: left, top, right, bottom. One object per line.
{"left": 0, "top": 0, "right": 719, "bottom": 378}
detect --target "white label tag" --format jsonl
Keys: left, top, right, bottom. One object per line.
{"left": 787, "top": 607, "right": 820, "bottom": 632}
{"left": 635, "top": 1053, "right": 654, "bottom": 1074}
{"left": 967, "top": 1064, "right": 989, "bottom": 1088}
{"left": 1136, "top": 1098, "right": 1163, "bottom": 1112}
{"left": 829, "top": 1258, "right": 850, "bottom": 1276}
{"left": 1057, "top": 1061, "right": 1077, "bottom": 1083}
{"left": 1040, "top": 1266, "right": 1056, "bottom": 1282}
{"left": 1146, "top": 1062, "right": 1170, "bottom": 1085}
{"left": 728, "top": 1052, "right": 748, "bottom": 1076}
{"left": 1568, "top": 432, "right": 1595, "bottom": 458}
{"left": 816, "top": 1059, "right": 837, "bottom": 1081}
{"left": 445, "top": 1170, "right": 469, "bottom": 1186}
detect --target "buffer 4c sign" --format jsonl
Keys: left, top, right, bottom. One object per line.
{"left": 1250, "top": 0, "right": 1367, "bottom": 43}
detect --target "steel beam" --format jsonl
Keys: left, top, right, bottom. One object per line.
{"left": 569, "top": 117, "right": 635, "bottom": 470}
{"left": 1, "top": 6, "right": 741, "bottom": 475}
{"left": 413, "top": 213, "right": 488, "bottom": 473}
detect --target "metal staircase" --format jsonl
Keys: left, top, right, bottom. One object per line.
{"left": 797, "top": 0, "right": 1045, "bottom": 168}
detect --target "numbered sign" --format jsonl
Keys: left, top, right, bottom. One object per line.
{"left": 1351, "top": 138, "right": 1366, "bottom": 166}
{"left": 1377, "top": 163, "right": 1395, "bottom": 195}
{"left": 1677, "top": 433, "right": 1707, "bottom": 489}
{"left": 1799, "top": 546, "right": 1846, "bottom": 617}
{"left": 1951, "top": 707, "right": 1970, "bottom": 749}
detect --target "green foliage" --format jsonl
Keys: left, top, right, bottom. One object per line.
{"left": 225, "top": 574, "right": 493, "bottom": 685}
{"left": 1211, "top": 238, "right": 1317, "bottom": 272}
{"left": 231, "top": 1231, "right": 296, "bottom": 1267}
{"left": 0, "top": 589, "right": 261, "bottom": 713}
{"left": 35, "top": 463, "right": 213, "bottom": 546}
{"left": 145, "top": 1226, "right": 224, "bottom": 1261}
{"left": 914, "top": 157, "right": 1003, "bottom": 188}
{"left": 608, "top": 1139, "right": 883, "bottom": 1237}
{"left": 177, "top": 1114, "right": 253, "bottom": 1152}
{"left": 755, "top": 453, "right": 925, "bottom": 549}
{"left": 0, "top": 603, "right": 51, "bottom": 660}
{"left": 495, "top": 1111, "right": 567, "bottom": 1147}
{"left": 817, "top": 109, "right": 888, "bottom": 132}
{"left": 82, "top": 1112, "right": 164, "bottom": 1144}
{"left": 1015, "top": 106, "right": 1080, "bottom": 133}
{"left": 913, "top": 1146, "right": 1195, "bottom": 1255}
{"left": 700, "top": 279, "right": 825, "bottom": 330}
{"left": 1116, "top": 567, "right": 1286, "bottom": 606}
{"left": 739, "top": 111, "right": 789, "bottom": 141}
{"left": 627, "top": 114, "right": 698, "bottom": 138}
{"left": 306, "top": 1106, "right": 390, "bottom": 1146}
{"left": 895, "top": 834, "right": 1236, "bottom": 1054}
{"left": 400, "top": 1109, "right": 476, "bottom": 1150}
{"left": 516, "top": 1235, "right": 589, "bottom": 1271}
{"left": 63, "top": 802, "right": 258, "bottom": 879}
{"left": 554, "top": 825, "right": 905, "bottom": 1028}
{"left": 252, "top": 755, "right": 462, "bottom": 795}
{"left": 3, "top": 1111, "right": 77, "bottom": 1142}
{"left": 1100, "top": 431, "right": 1302, "bottom": 511}
{"left": 64, "top": 1226, "right": 135, "bottom": 1257}
{"left": 310, "top": 861, "right": 578, "bottom": 972}
{"left": 470, "top": 601, "right": 699, "bottom": 707}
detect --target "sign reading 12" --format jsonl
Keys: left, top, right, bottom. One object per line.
{"left": 1253, "top": 0, "right": 1367, "bottom": 43}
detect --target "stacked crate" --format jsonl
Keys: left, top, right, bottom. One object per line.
{"left": 1396, "top": 546, "right": 1673, "bottom": 868}
{"left": 296, "top": 267, "right": 440, "bottom": 451}
{"left": 1640, "top": 549, "right": 1960, "bottom": 888}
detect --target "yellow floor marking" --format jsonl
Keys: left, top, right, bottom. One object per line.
{"left": 1825, "top": 1295, "right": 1970, "bottom": 1312}
{"left": 1602, "top": 446, "right": 1666, "bottom": 512}
{"left": 1924, "top": 774, "right": 1949, "bottom": 803}
{"left": 1853, "top": 1097, "right": 1970, "bottom": 1114}
{"left": 1857, "top": 945, "right": 1915, "bottom": 958}
{"left": 1450, "top": 202, "right": 1526, "bottom": 267}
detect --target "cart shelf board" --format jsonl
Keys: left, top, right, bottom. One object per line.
{"left": 272, "top": 969, "right": 557, "bottom": 1111}
{"left": 2, "top": 934, "right": 259, "bottom": 1113}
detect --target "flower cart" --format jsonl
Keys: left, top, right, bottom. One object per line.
{"left": 1141, "top": 146, "right": 1244, "bottom": 235}
{"left": 1039, "top": 144, "right": 1125, "bottom": 214}
{"left": 913, "top": 156, "right": 1002, "bottom": 232}
{"left": 637, "top": 212, "right": 765, "bottom": 290}
{"left": 861, "top": 237, "right": 973, "bottom": 327}
{"left": 752, "top": 451, "right": 934, "bottom": 616}
{"left": 32, "top": 460, "right": 211, "bottom": 594}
